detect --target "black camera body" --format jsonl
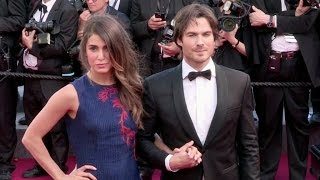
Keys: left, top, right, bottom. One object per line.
{"left": 160, "top": 24, "right": 174, "bottom": 45}
{"left": 217, "top": 0, "right": 251, "bottom": 32}
{"left": 25, "top": 18, "right": 54, "bottom": 33}
{"left": 62, "top": 39, "right": 82, "bottom": 77}
{"left": 25, "top": 18, "right": 56, "bottom": 45}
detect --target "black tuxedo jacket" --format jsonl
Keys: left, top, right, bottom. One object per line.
{"left": 137, "top": 63, "right": 260, "bottom": 180}
{"left": 117, "top": 0, "right": 132, "bottom": 17}
{"left": 26, "top": 0, "right": 78, "bottom": 99}
{"left": 252, "top": 0, "right": 320, "bottom": 87}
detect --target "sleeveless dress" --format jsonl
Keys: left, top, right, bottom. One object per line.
{"left": 65, "top": 75, "right": 140, "bottom": 180}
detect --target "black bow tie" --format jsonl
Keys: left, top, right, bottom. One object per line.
{"left": 187, "top": 69, "right": 212, "bottom": 81}
{"left": 38, "top": 3, "right": 47, "bottom": 13}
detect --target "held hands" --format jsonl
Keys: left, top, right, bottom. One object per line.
{"left": 169, "top": 141, "right": 202, "bottom": 171}
{"left": 249, "top": 6, "right": 269, "bottom": 27}
{"left": 61, "top": 165, "right": 97, "bottom": 180}
{"left": 148, "top": 15, "right": 167, "bottom": 30}
{"left": 21, "top": 28, "right": 36, "bottom": 49}
{"left": 295, "top": 0, "right": 311, "bottom": 16}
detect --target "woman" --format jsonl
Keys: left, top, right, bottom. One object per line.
{"left": 22, "top": 15, "right": 143, "bottom": 180}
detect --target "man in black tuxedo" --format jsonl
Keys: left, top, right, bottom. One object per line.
{"left": 0, "top": 0, "right": 27, "bottom": 179}
{"left": 249, "top": 0, "right": 320, "bottom": 179}
{"left": 130, "top": 0, "right": 204, "bottom": 76}
{"left": 21, "top": 0, "right": 78, "bottom": 178}
{"left": 137, "top": 4, "right": 260, "bottom": 180}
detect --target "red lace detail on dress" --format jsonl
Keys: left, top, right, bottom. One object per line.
{"left": 98, "top": 87, "right": 136, "bottom": 157}
{"left": 113, "top": 99, "right": 136, "bottom": 148}
{"left": 98, "top": 87, "right": 117, "bottom": 102}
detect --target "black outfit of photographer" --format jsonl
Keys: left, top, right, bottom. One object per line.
{"left": 131, "top": 0, "right": 205, "bottom": 76}
{"left": 0, "top": 0, "right": 27, "bottom": 179}
{"left": 209, "top": 2, "right": 260, "bottom": 74}
{"left": 22, "top": 0, "right": 78, "bottom": 178}
{"left": 251, "top": 0, "right": 320, "bottom": 179}
{"left": 110, "top": 0, "right": 132, "bottom": 17}
{"left": 105, "top": 4, "right": 132, "bottom": 36}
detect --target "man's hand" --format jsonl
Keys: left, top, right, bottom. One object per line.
{"left": 21, "top": 29, "right": 36, "bottom": 49}
{"left": 295, "top": 0, "right": 311, "bottom": 16}
{"left": 169, "top": 141, "right": 202, "bottom": 170}
{"left": 78, "top": 10, "right": 91, "bottom": 38}
{"left": 249, "top": 6, "right": 269, "bottom": 27}
{"left": 79, "top": 10, "right": 91, "bottom": 25}
{"left": 158, "top": 42, "right": 181, "bottom": 57}
{"left": 148, "top": 15, "right": 166, "bottom": 30}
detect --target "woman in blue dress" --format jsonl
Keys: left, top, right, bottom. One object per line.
{"left": 22, "top": 15, "right": 143, "bottom": 180}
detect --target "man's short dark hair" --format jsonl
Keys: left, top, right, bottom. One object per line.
{"left": 173, "top": 3, "right": 218, "bottom": 44}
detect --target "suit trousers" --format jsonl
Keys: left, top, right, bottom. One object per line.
{"left": 0, "top": 59, "right": 17, "bottom": 172}
{"left": 23, "top": 78, "right": 69, "bottom": 169}
{"left": 254, "top": 53, "right": 310, "bottom": 180}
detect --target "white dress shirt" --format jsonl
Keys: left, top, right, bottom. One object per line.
{"left": 109, "top": 0, "right": 120, "bottom": 10}
{"left": 165, "top": 58, "right": 217, "bottom": 171}
{"left": 272, "top": 0, "right": 299, "bottom": 52}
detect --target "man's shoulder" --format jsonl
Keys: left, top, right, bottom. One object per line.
{"left": 217, "top": 64, "right": 250, "bottom": 81}
{"left": 145, "top": 66, "right": 179, "bottom": 84}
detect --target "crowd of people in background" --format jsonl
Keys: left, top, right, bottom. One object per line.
{"left": 0, "top": 0, "right": 320, "bottom": 179}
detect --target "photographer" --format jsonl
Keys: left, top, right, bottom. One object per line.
{"left": 20, "top": 0, "right": 78, "bottom": 178}
{"left": 209, "top": 0, "right": 260, "bottom": 74}
{"left": 77, "top": 0, "right": 132, "bottom": 39}
{"left": 249, "top": 0, "right": 320, "bottom": 179}
{"left": 130, "top": 0, "right": 205, "bottom": 76}
{"left": 0, "top": 0, "right": 27, "bottom": 179}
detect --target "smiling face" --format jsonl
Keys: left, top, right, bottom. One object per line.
{"left": 86, "top": 33, "right": 113, "bottom": 76}
{"left": 177, "top": 17, "right": 215, "bottom": 71}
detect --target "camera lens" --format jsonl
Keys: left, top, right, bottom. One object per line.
{"left": 220, "top": 18, "right": 236, "bottom": 32}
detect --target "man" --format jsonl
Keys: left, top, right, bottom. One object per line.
{"left": 21, "top": 0, "right": 78, "bottom": 178}
{"left": 77, "top": 0, "right": 131, "bottom": 38}
{"left": 249, "top": 0, "right": 320, "bottom": 179}
{"left": 109, "top": 0, "right": 132, "bottom": 17}
{"left": 130, "top": 0, "right": 204, "bottom": 76}
{"left": 0, "top": 0, "right": 27, "bottom": 179}
{"left": 137, "top": 4, "right": 260, "bottom": 180}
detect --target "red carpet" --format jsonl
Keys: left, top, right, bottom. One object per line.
{"left": 10, "top": 154, "right": 316, "bottom": 180}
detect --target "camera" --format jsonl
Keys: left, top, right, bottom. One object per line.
{"left": 159, "top": 19, "right": 175, "bottom": 45}
{"left": 216, "top": 0, "right": 251, "bottom": 32}
{"left": 155, "top": 12, "right": 166, "bottom": 21}
{"left": 25, "top": 18, "right": 57, "bottom": 45}
{"left": 303, "top": 0, "right": 319, "bottom": 7}
{"left": 62, "top": 39, "right": 82, "bottom": 77}
{"left": 25, "top": 18, "right": 54, "bottom": 33}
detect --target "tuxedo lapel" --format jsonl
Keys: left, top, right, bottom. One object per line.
{"left": 46, "top": 0, "right": 61, "bottom": 22}
{"left": 203, "top": 64, "right": 228, "bottom": 148}
{"left": 172, "top": 65, "right": 202, "bottom": 147}
{"left": 29, "top": 0, "right": 41, "bottom": 19}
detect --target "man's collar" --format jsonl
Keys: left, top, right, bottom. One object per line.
{"left": 182, "top": 58, "right": 216, "bottom": 80}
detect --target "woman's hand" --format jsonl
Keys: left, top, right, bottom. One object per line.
{"left": 62, "top": 165, "right": 97, "bottom": 180}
